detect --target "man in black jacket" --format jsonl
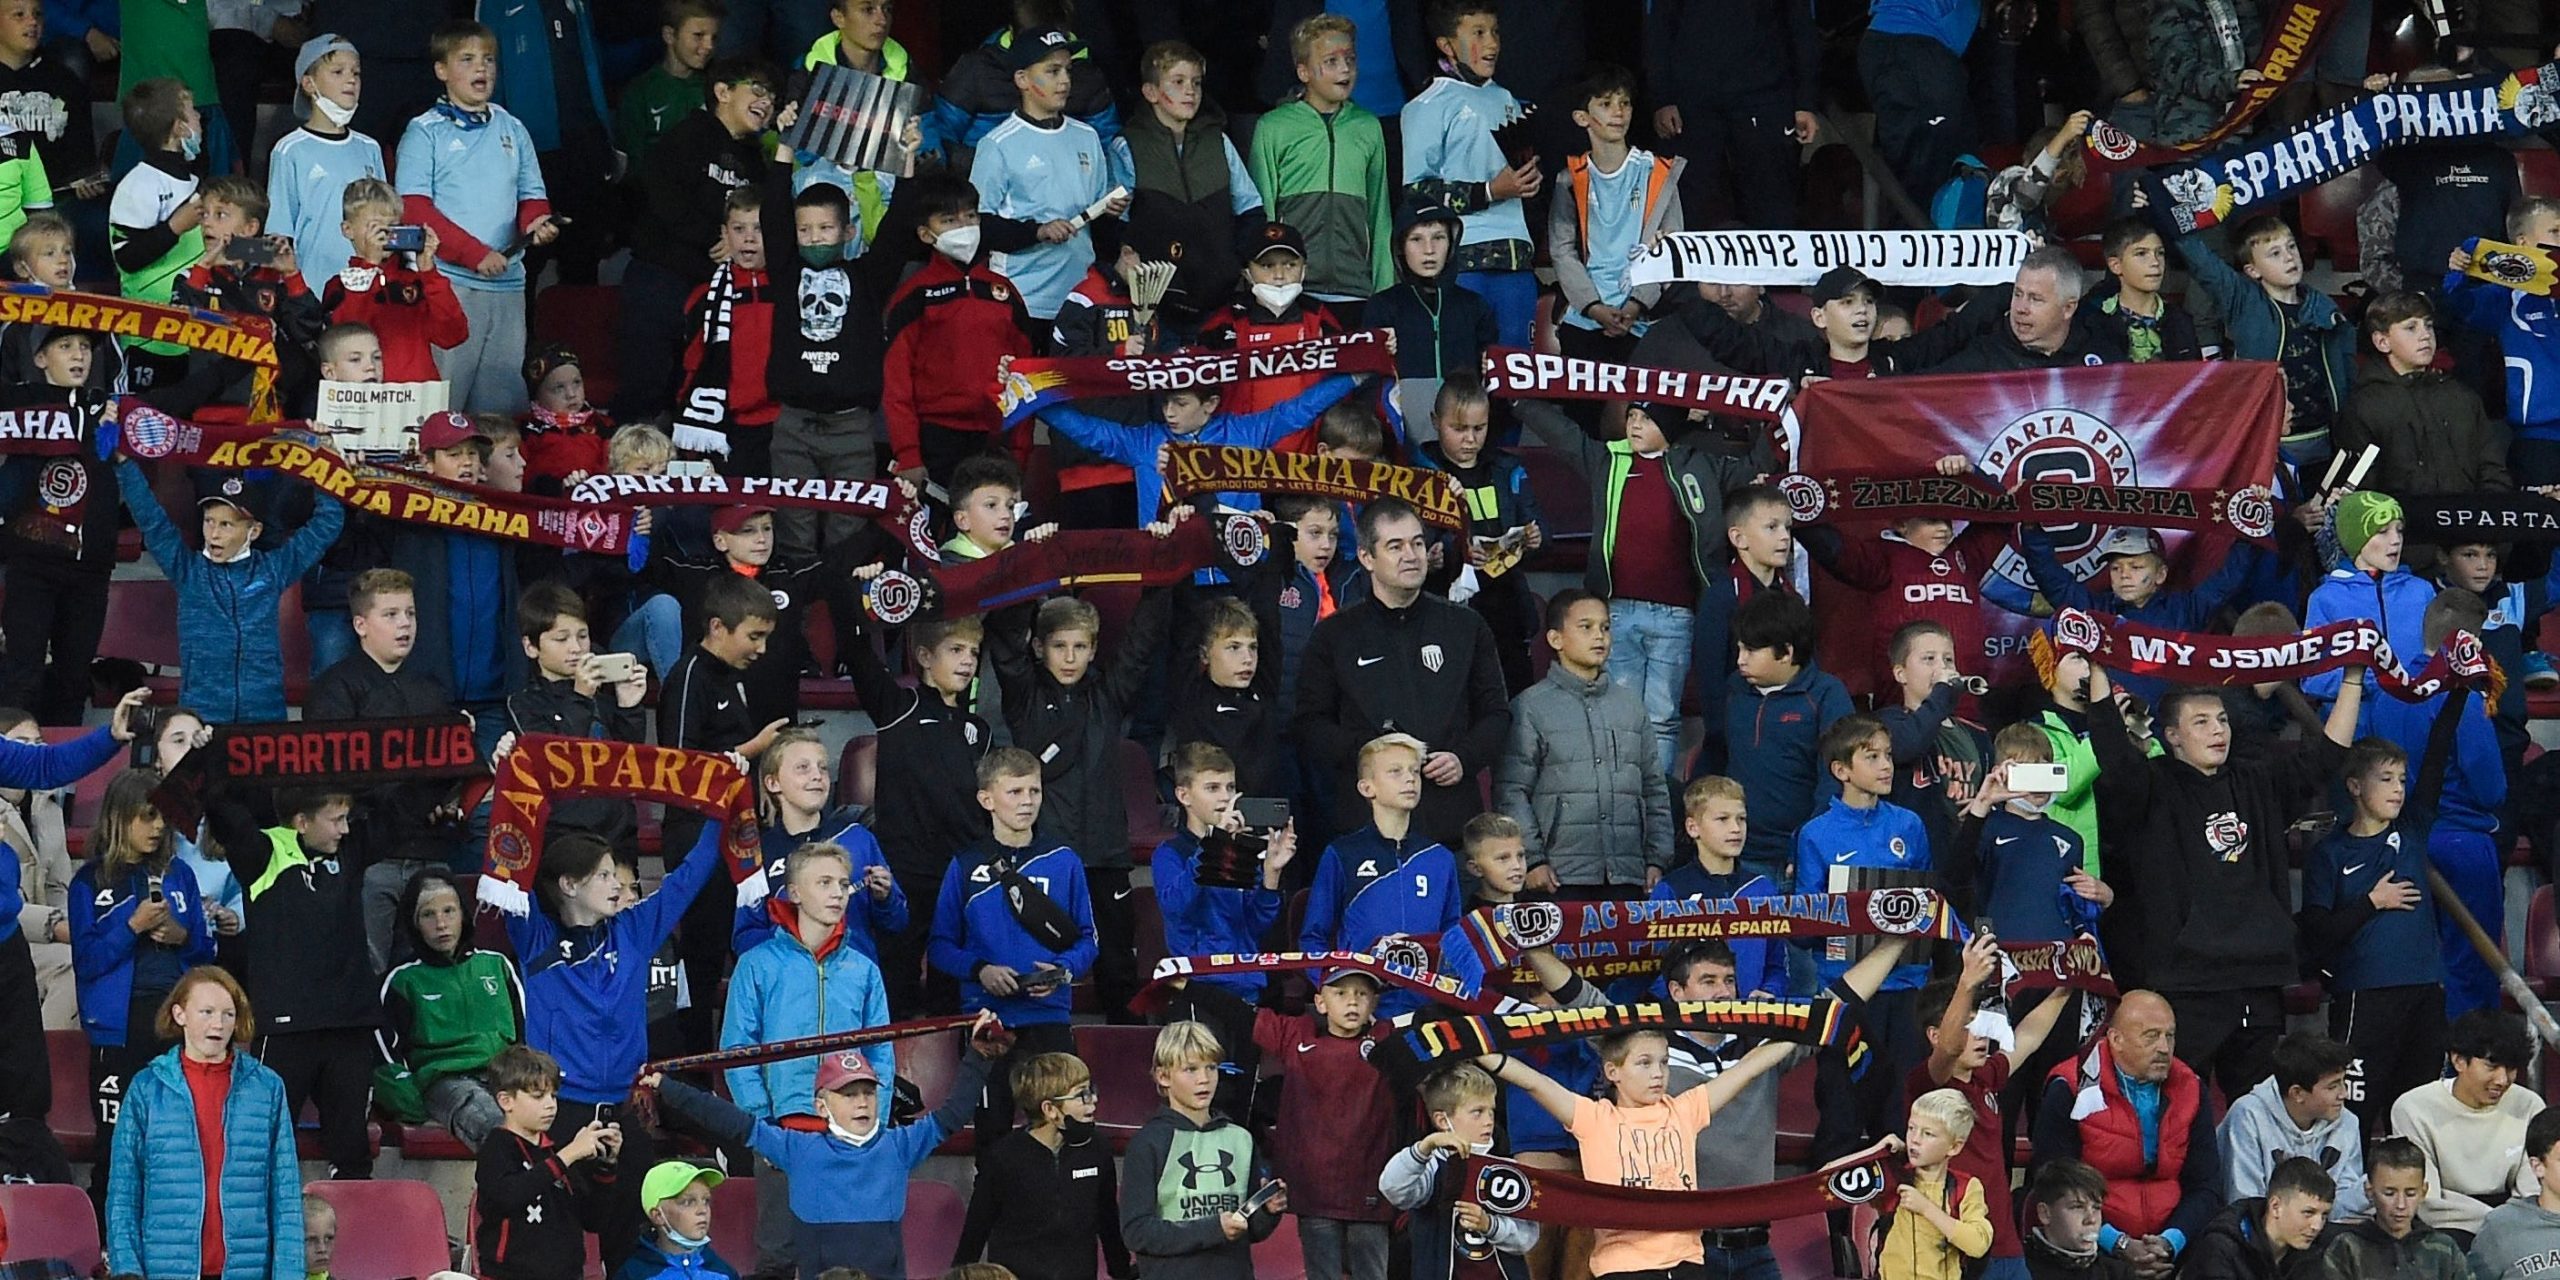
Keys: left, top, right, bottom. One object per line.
{"left": 2088, "top": 662, "right": 2361, "bottom": 1099}
{"left": 1293, "top": 497, "right": 1511, "bottom": 850}
{"left": 1646, "top": 0, "right": 1818, "bottom": 227}
{"left": 1927, "top": 247, "right": 2124, "bottom": 374}
{"left": 306, "top": 567, "right": 465, "bottom": 974}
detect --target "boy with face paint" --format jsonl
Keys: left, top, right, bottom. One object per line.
{"left": 969, "top": 29, "right": 1131, "bottom": 325}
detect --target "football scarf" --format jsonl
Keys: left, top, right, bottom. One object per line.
{"left": 2139, "top": 61, "right": 2560, "bottom": 233}
{"left": 2000, "top": 936, "right": 2120, "bottom": 998}
{"left": 567, "top": 469, "right": 933, "bottom": 557}
{"left": 1480, "top": 348, "right": 1793, "bottom": 425}
{"left": 859, "top": 514, "right": 1270, "bottom": 623}
{"left": 670, "top": 263, "right": 771, "bottom": 456}
{"left": 0, "top": 284, "right": 279, "bottom": 367}
{"left": 149, "top": 715, "right": 482, "bottom": 833}
{"left": 2456, "top": 237, "right": 2560, "bottom": 296}
{"left": 1374, "top": 997, "right": 1867, "bottom": 1081}
{"left": 1130, "top": 951, "right": 1501, "bottom": 1017}
{"left": 1625, "top": 229, "right": 2036, "bottom": 289}
{"left": 2400, "top": 491, "right": 2560, "bottom": 542}
{"left": 1453, "top": 892, "right": 1961, "bottom": 987}
{"left": 1458, "top": 1141, "right": 1901, "bottom": 1230}
{"left": 640, "top": 1014, "right": 978, "bottom": 1082}
{"left": 481, "top": 736, "right": 761, "bottom": 917}
{"left": 1773, "top": 471, "right": 2281, "bottom": 544}
{"left": 2043, "top": 607, "right": 2499, "bottom": 702}
{"left": 996, "top": 330, "right": 1398, "bottom": 429}
{"left": 2079, "top": 0, "right": 2348, "bottom": 170}
{"left": 1163, "top": 443, "right": 1466, "bottom": 533}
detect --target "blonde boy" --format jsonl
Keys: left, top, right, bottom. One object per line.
{"left": 1649, "top": 777, "right": 1778, "bottom": 996}
{"left": 1381, "top": 1064, "right": 1538, "bottom": 1280}
{"left": 269, "top": 34, "right": 384, "bottom": 296}
{"left": 1879, "top": 1089, "right": 1994, "bottom": 1280}
{"left": 1297, "top": 733, "right": 1463, "bottom": 1016}
{"left": 1120, "top": 1022, "right": 1284, "bottom": 1280}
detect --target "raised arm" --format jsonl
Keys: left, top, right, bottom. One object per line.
{"left": 1480, "top": 1051, "right": 1585, "bottom": 1125}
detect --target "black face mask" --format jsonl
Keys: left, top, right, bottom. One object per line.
{"left": 1062, "top": 1116, "right": 1098, "bottom": 1146}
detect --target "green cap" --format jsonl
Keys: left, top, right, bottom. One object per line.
{"left": 639, "top": 1160, "right": 724, "bottom": 1213}
{"left": 2335, "top": 490, "right": 2404, "bottom": 562}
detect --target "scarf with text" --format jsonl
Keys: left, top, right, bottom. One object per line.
{"left": 1375, "top": 998, "right": 1866, "bottom": 1082}
{"left": 2457, "top": 237, "right": 2560, "bottom": 296}
{"left": 1480, "top": 347, "right": 1793, "bottom": 425}
{"left": 996, "top": 330, "right": 1399, "bottom": 429}
{"left": 1773, "top": 472, "right": 2281, "bottom": 543}
{"left": 1163, "top": 444, "right": 1466, "bottom": 532}
{"left": 2140, "top": 62, "right": 2560, "bottom": 233}
{"left": 1130, "top": 951, "right": 1501, "bottom": 1017}
{"left": 1454, "top": 892, "right": 1961, "bottom": 987}
{"left": 860, "top": 514, "right": 1269, "bottom": 623}
{"left": 149, "top": 715, "right": 483, "bottom": 834}
{"left": 1626, "top": 230, "right": 2036, "bottom": 289}
{"left": 568, "top": 470, "right": 934, "bottom": 559}
{"left": 640, "top": 1014, "right": 977, "bottom": 1082}
{"left": 2000, "top": 936, "right": 2119, "bottom": 998}
{"left": 2080, "top": 0, "right": 2346, "bottom": 170}
{"left": 1459, "top": 1142, "right": 1900, "bottom": 1230}
{"left": 481, "top": 735, "right": 760, "bottom": 917}
{"left": 0, "top": 284, "right": 280, "bottom": 367}
{"left": 2400, "top": 490, "right": 2560, "bottom": 542}
{"left": 2045, "top": 607, "right": 2499, "bottom": 702}
{"left": 668, "top": 263, "right": 771, "bottom": 456}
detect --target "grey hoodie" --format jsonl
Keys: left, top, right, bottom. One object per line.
{"left": 2468, "top": 1198, "right": 2560, "bottom": 1280}
{"left": 2216, "top": 1076, "right": 2370, "bottom": 1219}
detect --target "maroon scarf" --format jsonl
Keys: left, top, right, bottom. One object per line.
{"left": 640, "top": 1014, "right": 978, "bottom": 1080}
{"left": 1130, "top": 951, "right": 1500, "bottom": 1017}
{"left": 862, "top": 515, "right": 1268, "bottom": 623}
{"left": 568, "top": 470, "right": 933, "bottom": 557}
{"left": 1481, "top": 347, "right": 1791, "bottom": 424}
{"left": 1459, "top": 1140, "right": 1901, "bottom": 1229}
{"left": 2002, "top": 936, "right": 2119, "bottom": 998}
{"left": 2080, "top": 0, "right": 2347, "bottom": 169}
{"left": 1455, "top": 892, "right": 1961, "bottom": 985}
{"left": 1773, "top": 472, "right": 2280, "bottom": 542}
{"left": 2048, "top": 607, "right": 2498, "bottom": 702}
{"left": 482, "top": 736, "right": 760, "bottom": 917}
{"left": 1164, "top": 443, "right": 1467, "bottom": 532}
{"left": 998, "top": 330, "right": 1397, "bottom": 430}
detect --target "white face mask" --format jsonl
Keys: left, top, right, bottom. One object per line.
{"left": 310, "top": 95, "right": 357, "bottom": 128}
{"left": 1468, "top": 1140, "right": 1495, "bottom": 1155}
{"left": 1252, "top": 281, "right": 1304, "bottom": 312}
{"left": 828, "top": 1114, "right": 882, "bottom": 1146}
{"left": 2008, "top": 794, "right": 2052, "bottom": 816}
{"left": 654, "top": 1214, "right": 711, "bottom": 1252}
{"left": 934, "top": 225, "right": 981, "bottom": 264}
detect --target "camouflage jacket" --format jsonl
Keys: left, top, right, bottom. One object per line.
{"left": 2146, "top": 0, "right": 2261, "bottom": 145}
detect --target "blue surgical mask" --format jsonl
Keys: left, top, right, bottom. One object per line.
{"left": 655, "top": 1216, "right": 710, "bottom": 1252}
{"left": 179, "top": 132, "right": 201, "bottom": 161}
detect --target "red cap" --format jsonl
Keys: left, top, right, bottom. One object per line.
{"left": 711, "top": 505, "right": 776, "bottom": 535}
{"left": 417, "top": 410, "right": 488, "bottom": 452}
{"left": 815, "top": 1050, "right": 880, "bottom": 1094}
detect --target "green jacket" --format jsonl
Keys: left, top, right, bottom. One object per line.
{"left": 2033, "top": 705, "right": 2160, "bottom": 875}
{"left": 1246, "top": 99, "right": 1394, "bottom": 300}
{"left": 373, "top": 945, "right": 525, "bottom": 1120}
{"left": 802, "top": 32, "right": 912, "bottom": 243}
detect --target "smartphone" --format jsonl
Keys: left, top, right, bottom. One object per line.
{"left": 1241, "top": 1181, "right": 1285, "bottom": 1216}
{"left": 1237, "top": 797, "right": 1290, "bottom": 831}
{"left": 1025, "top": 963, "right": 1068, "bottom": 989}
{"left": 385, "top": 224, "right": 427, "bottom": 253}
{"left": 225, "top": 236, "right": 279, "bottom": 267}
{"left": 594, "top": 1103, "right": 618, "bottom": 1126}
{"left": 586, "top": 652, "right": 639, "bottom": 684}
{"left": 2007, "top": 762, "right": 2068, "bottom": 792}
{"left": 146, "top": 875, "right": 164, "bottom": 903}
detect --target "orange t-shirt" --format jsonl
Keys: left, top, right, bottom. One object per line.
{"left": 1569, "top": 1089, "right": 1717, "bottom": 1274}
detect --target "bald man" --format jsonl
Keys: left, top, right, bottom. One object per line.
{"left": 2030, "top": 991, "right": 2227, "bottom": 1280}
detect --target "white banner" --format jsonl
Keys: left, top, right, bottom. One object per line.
{"left": 1627, "top": 229, "right": 2038, "bottom": 288}
{"left": 314, "top": 380, "right": 449, "bottom": 457}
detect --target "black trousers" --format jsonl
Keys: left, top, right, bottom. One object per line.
{"left": 0, "top": 931, "right": 54, "bottom": 1123}
{"left": 975, "top": 1020, "right": 1076, "bottom": 1158}
{"left": 88, "top": 991, "right": 171, "bottom": 1207}
{"left": 257, "top": 1026, "right": 376, "bottom": 1178}
{"left": 1089, "top": 866, "right": 1141, "bottom": 1025}
{"left": 0, "top": 556, "right": 112, "bottom": 726}
{"left": 1671, "top": 103, "right": 1804, "bottom": 230}
{"left": 1858, "top": 31, "right": 1976, "bottom": 213}
{"left": 551, "top": 1095, "right": 656, "bottom": 1271}
{"left": 2332, "top": 983, "right": 2448, "bottom": 1142}
{"left": 664, "top": 811, "right": 732, "bottom": 1056}
{"left": 2165, "top": 986, "right": 2285, "bottom": 1101}
{"left": 610, "top": 257, "right": 701, "bottom": 423}
{"left": 883, "top": 870, "right": 955, "bottom": 1019}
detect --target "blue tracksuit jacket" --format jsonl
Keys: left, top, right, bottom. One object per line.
{"left": 1151, "top": 828, "right": 1284, "bottom": 999}
{"left": 733, "top": 811, "right": 907, "bottom": 956}
{"left": 1793, "top": 797, "right": 1934, "bottom": 991}
{"left": 928, "top": 836, "right": 1099, "bottom": 1026}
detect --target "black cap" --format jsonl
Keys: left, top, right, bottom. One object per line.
{"left": 1250, "top": 221, "right": 1307, "bottom": 261}
{"left": 1003, "top": 27, "right": 1084, "bottom": 72}
{"left": 1808, "top": 265, "right": 1881, "bottom": 306}
{"left": 193, "top": 472, "right": 271, "bottom": 518}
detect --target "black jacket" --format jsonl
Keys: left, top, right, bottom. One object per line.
{"left": 955, "top": 1124, "right": 1135, "bottom": 1280}
{"left": 2088, "top": 694, "right": 2342, "bottom": 993}
{"left": 474, "top": 1128, "right": 616, "bottom": 1280}
{"left": 0, "top": 388, "right": 116, "bottom": 566}
{"left": 1645, "top": 0, "right": 1818, "bottom": 111}
{"left": 1673, "top": 285, "right": 2006, "bottom": 381}
{"left": 2182, "top": 1200, "right": 2316, "bottom": 1280}
{"left": 987, "top": 591, "right": 1173, "bottom": 871}
{"left": 843, "top": 621, "right": 994, "bottom": 883}
{"left": 1166, "top": 573, "right": 1293, "bottom": 799}
{"left": 305, "top": 653, "right": 461, "bottom": 872}
{"left": 630, "top": 109, "right": 761, "bottom": 283}
{"left": 646, "top": 545, "right": 865, "bottom": 724}
{"left": 1924, "top": 313, "right": 2121, "bottom": 374}
{"left": 1292, "top": 590, "right": 1512, "bottom": 849}
{"left": 207, "top": 790, "right": 376, "bottom": 1033}
{"left": 2022, "top": 1231, "right": 2139, "bottom": 1280}
{"left": 503, "top": 672, "right": 649, "bottom": 848}
{"left": 759, "top": 156, "right": 884, "bottom": 414}
{"left": 658, "top": 648, "right": 758, "bottom": 756}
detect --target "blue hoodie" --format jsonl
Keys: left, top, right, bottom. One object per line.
{"left": 611, "top": 1239, "right": 741, "bottom": 1280}
{"left": 505, "top": 822, "right": 728, "bottom": 1103}
{"left": 1793, "top": 796, "right": 1933, "bottom": 991}
{"left": 2443, "top": 266, "right": 2560, "bottom": 437}
{"left": 722, "top": 901, "right": 895, "bottom": 1123}
{"left": 2018, "top": 526, "right": 2264, "bottom": 702}
{"left": 2363, "top": 685, "right": 2507, "bottom": 835}
{"left": 1296, "top": 823, "right": 1462, "bottom": 1015}
{"left": 1723, "top": 662, "right": 1855, "bottom": 876}
{"left": 68, "top": 857, "right": 215, "bottom": 1046}
{"left": 2302, "top": 565, "right": 2438, "bottom": 707}
{"left": 0, "top": 726, "right": 122, "bottom": 941}
{"left": 732, "top": 811, "right": 907, "bottom": 957}
{"left": 929, "top": 836, "right": 1099, "bottom": 1027}
{"left": 1151, "top": 828, "right": 1284, "bottom": 999}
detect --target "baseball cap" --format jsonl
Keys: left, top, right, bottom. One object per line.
{"left": 1808, "top": 265, "right": 1881, "bottom": 306}
{"left": 291, "top": 34, "right": 360, "bottom": 121}
{"left": 1003, "top": 27, "right": 1085, "bottom": 72}
{"left": 416, "top": 410, "right": 489, "bottom": 453}
{"left": 815, "top": 1050, "right": 880, "bottom": 1094}
{"left": 638, "top": 1160, "right": 724, "bottom": 1214}
{"left": 2095, "top": 527, "right": 2165, "bottom": 561}
{"left": 193, "top": 472, "right": 263, "bottom": 517}
{"left": 711, "top": 504, "right": 776, "bottom": 536}
{"left": 1251, "top": 222, "right": 1308, "bottom": 262}
{"left": 1320, "top": 967, "right": 1384, "bottom": 991}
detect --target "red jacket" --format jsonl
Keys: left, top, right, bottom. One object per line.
{"left": 1047, "top": 268, "right": 1140, "bottom": 495}
{"left": 321, "top": 258, "right": 469, "bottom": 383}
{"left": 1251, "top": 1008, "right": 1399, "bottom": 1222}
{"left": 677, "top": 264, "right": 777, "bottom": 432}
{"left": 519, "top": 404, "right": 614, "bottom": 489}
{"left": 1810, "top": 521, "right": 2011, "bottom": 701}
{"left": 1195, "top": 296, "right": 1344, "bottom": 414}
{"left": 2050, "top": 1038, "right": 2205, "bottom": 1240}
{"left": 882, "top": 255, "right": 1035, "bottom": 472}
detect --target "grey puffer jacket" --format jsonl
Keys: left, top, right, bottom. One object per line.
{"left": 1494, "top": 664, "right": 1675, "bottom": 888}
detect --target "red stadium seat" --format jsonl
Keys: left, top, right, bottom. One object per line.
{"left": 838, "top": 734, "right": 879, "bottom": 810}
{"left": 1252, "top": 1219, "right": 1309, "bottom": 1280}
{"left": 2527, "top": 885, "right": 2560, "bottom": 999}
{"left": 100, "top": 577, "right": 183, "bottom": 679}
{"left": 896, "top": 1026, "right": 976, "bottom": 1156}
{"left": 2299, "top": 168, "right": 2380, "bottom": 268}
{"left": 47, "top": 1028, "right": 91, "bottom": 1162}
{"left": 396, "top": 1122, "right": 475, "bottom": 1160}
{"left": 2521, "top": 149, "right": 2560, "bottom": 201}
{"left": 709, "top": 1175, "right": 758, "bottom": 1272}
{"left": 904, "top": 1179, "right": 968, "bottom": 1278}
{"left": 0, "top": 1182, "right": 101, "bottom": 1273}
{"left": 1075, "top": 1023, "right": 1161, "bottom": 1148}
{"left": 1132, "top": 882, "right": 1166, "bottom": 978}
{"left": 532, "top": 285, "right": 620, "bottom": 407}
{"left": 305, "top": 1178, "right": 452, "bottom": 1280}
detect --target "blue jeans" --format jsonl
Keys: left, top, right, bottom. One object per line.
{"left": 1607, "top": 599, "right": 1693, "bottom": 782}
{"left": 307, "top": 609, "right": 353, "bottom": 679}
{"left": 1458, "top": 268, "right": 1538, "bottom": 349}
{"left": 1699, "top": 1243, "right": 1781, "bottom": 1280}
{"left": 613, "top": 593, "right": 685, "bottom": 678}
